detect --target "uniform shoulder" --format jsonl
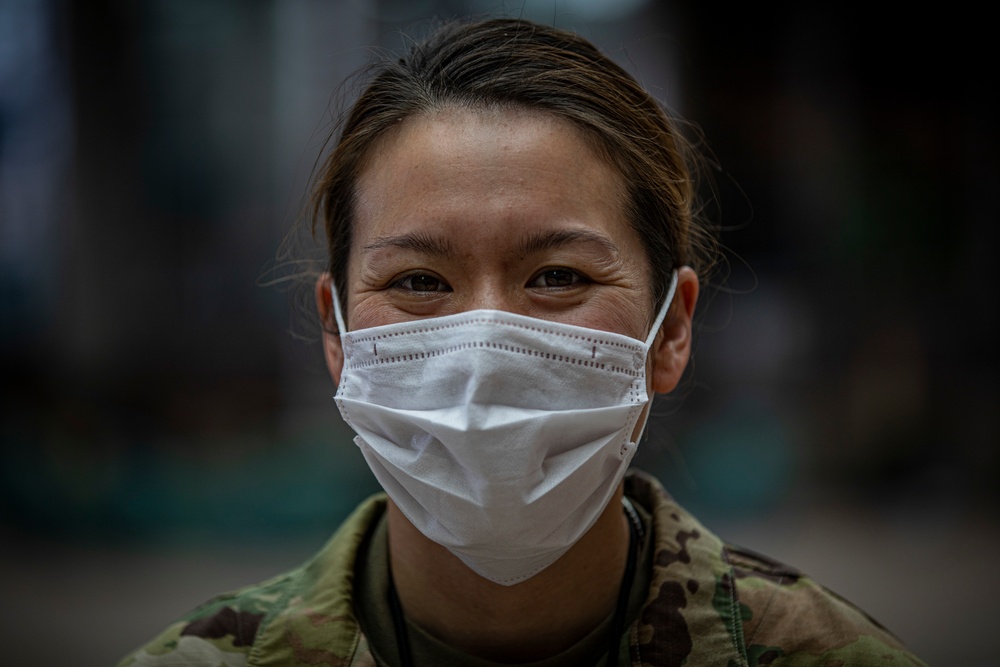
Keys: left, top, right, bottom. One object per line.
{"left": 724, "top": 544, "right": 927, "bottom": 666}
{"left": 116, "top": 494, "right": 387, "bottom": 667}
{"left": 116, "top": 568, "right": 299, "bottom": 667}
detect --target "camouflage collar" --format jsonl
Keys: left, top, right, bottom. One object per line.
{"left": 249, "top": 492, "right": 387, "bottom": 665}
{"left": 623, "top": 470, "right": 747, "bottom": 665}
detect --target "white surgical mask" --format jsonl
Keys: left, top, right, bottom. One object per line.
{"left": 331, "top": 271, "right": 678, "bottom": 585}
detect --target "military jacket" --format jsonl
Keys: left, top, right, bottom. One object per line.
{"left": 118, "top": 471, "right": 927, "bottom": 666}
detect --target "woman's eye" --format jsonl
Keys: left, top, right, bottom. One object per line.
{"left": 529, "top": 268, "right": 583, "bottom": 288}
{"left": 397, "top": 273, "right": 449, "bottom": 292}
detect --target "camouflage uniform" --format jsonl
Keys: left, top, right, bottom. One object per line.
{"left": 118, "top": 471, "right": 926, "bottom": 666}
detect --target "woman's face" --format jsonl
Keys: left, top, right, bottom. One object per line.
{"left": 342, "top": 106, "right": 657, "bottom": 341}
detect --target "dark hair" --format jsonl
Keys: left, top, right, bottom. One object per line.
{"left": 312, "top": 17, "right": 716, "bottom": 313}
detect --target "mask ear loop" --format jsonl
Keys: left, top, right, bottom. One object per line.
{"left": 633, "top": 269, "right": 680, "bottom": 445}
{"left": 642, "top": 269, "right": 679, "bottom": 350}
{"left": 330, "top": 279, "right": 348, "bottom": 336}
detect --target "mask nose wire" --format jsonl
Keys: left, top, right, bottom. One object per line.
{"left": 643, "top": 269, "right": 679, "bottom": 350}
{"left": 330, "top": 279, "right": 348, "bottom": 336}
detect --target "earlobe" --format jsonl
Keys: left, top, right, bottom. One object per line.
{"left": 316, "top": 274, "right": 345, "bottom": 386}
{"left": 650, "top": 267, "right": 699, "bottom": 394}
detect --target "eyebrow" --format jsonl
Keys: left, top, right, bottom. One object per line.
{"left": 362, "top": 228, "right": 619, "bottom": 258}
{"left": 518, "top": 229, "right": 620, "bottom": 257}
{"left": 363, "top": 232, "right": 454, "bottom": 256}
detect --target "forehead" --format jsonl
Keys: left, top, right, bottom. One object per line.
{"left": 359, "top": 107, "right": 621, "bottom": 203}
{"left": 351, "top": 106, "right": 640, "bottom": 261}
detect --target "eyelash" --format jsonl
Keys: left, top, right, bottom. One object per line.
{"left": 392, "top": 272, "right": 451, "bottom": 292}
{"left": 528, "top": 267, "right": 588, "bottom": 289}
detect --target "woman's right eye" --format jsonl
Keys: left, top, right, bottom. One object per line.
{"left": 395, "top": 273, "right": 450, "bottom": 292}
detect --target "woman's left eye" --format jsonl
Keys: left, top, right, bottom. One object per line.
{"left": 528, "top": 268, "right": 585, "bottom": 288}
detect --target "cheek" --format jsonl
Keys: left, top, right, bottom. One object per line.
{"left": 575, "top": 293, "right": 653, "bottom": 341}
{"left": 348, "top": 297, "right": 399, "bottom": 331}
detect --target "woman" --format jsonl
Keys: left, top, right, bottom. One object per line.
{"left": 119, "top": 17, "right": 926, "bottom": 667}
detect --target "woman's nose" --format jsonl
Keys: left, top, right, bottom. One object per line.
{"left": 466, "top": 285, "right": 523, "bottom": 314}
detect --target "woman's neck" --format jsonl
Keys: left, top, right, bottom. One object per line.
{"left": 386, "top": 484, "right": 630, "bottom": 663}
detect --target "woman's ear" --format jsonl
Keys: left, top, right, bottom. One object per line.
{"left": 316, "top": 273, "right": 344, "bottom": 386}
{"left": 650, "top": 266, "right": 699, "bottom": 394}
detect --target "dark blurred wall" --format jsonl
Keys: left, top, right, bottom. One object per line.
{"left": 659, "top": 3, "right": 999, "bottom": 514}
{"left": 1, "top": 0, "right": 385, "bottom": 543}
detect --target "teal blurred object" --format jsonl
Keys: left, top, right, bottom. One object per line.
{"left": 0, "top": 423, "right": 381, "bottom": 545}
{"left": 654, "top": 398, "right": 796, "bottom": 522}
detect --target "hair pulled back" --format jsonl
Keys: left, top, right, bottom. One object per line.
{"left": 312, "top": 17, "right": 715, "bottom": 311}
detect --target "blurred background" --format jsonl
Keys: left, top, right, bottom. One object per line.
{"left": 1, "top": 0, "right": 996, "bottom": 664}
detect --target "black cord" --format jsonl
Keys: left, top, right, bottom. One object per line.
{"left": 607, "top": 504, "right": 640, "bottom": 667}
{"left": 388, "top": 564, "right": 414, "bottom": 667}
